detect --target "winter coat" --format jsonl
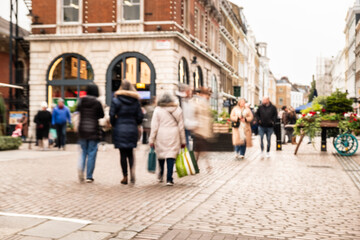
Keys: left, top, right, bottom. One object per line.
{"left": 110, "top": 90, "right": 143, "bottom": 149}
{"left": 148, "top": 103, "right": 186, "bottom": 159}
{"left": 52, "top": 106, "right": 71, "bottom": 125}
{"left": 255, "top": 103, "right": 278, "bottom": 128}
{"left": 230, "top": 106, "right": 254, "bottom": 146}
{"left": 34, "top": 110, "right": 52, "bottom": 138}
{"left": 76, "top": 96, "right": 105, "bottom": 140}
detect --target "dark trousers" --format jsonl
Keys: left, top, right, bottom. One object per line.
{"left": 119, "top": 148, "right": 134, "bottom": 177}
{"left": 55, "top": 123, "right": 67, "bottom": 148}
{"left": 158, "top": 158, "right": 175, "bottom": 182}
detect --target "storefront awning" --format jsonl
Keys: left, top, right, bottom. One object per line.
{"left": 221, "top": 92, "right": 237, "bottom": 100}
{"left": 0, "top": 83, "right": 24, "bottom": 89}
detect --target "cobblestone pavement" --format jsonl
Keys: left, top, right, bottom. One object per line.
{"left": 0, "top": 136, "right": 359, "bottom": 240}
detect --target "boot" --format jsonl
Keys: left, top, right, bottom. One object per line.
{"left": 292, "top": 136, "right": 297, "bottom": 145}
{"left": 121, "top": 176, "right": 128, "bottom": 185}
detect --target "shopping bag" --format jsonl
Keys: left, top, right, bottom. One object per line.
{"left": 188, "top": 149, "right": 200, "bottom": 174}
{"left": 49, "top": 128, "right": 57, "bottom": 140}
{"left": 176, "top": 149, "right": 188, "bottom": 178}
{"left": 147, "top": 147, "right": 156, "bottom": 173}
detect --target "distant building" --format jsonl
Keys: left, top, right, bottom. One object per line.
{"left": 316, "top": 57, "right": 333, "bottom": 96}
{"left": 293, "top": 83, "right": 310, "bottom": 105}
{"left": 276, "top": 77, "right": 292, "bottom": 110}
{"left": 268, "top": 71, "right": 277, "bottom": 105}
{"left": 290, "top": 84, "right": 303, "bottom": 109}
{"left": 330, "top": 50, "right": 346, "bottom": 93}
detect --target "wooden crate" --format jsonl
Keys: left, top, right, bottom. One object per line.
{"left": 213, "top": 123, "right": 229, "bottom": 133}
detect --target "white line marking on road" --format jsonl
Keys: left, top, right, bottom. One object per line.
{"left": 0, "top": 212, "right": 92, "bottom": 225}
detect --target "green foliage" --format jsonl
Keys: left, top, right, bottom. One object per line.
{"left": 320, "top": 114, "right": 341, "bottom": 121}
{"left": 312, "top": 96, "right": 327, "bottom": 108}
{"left": 214, "top": 110, "right": 230, "bottom": 124}
{"left": 0, "top": 136, "right": 22, "bottom": 150}
{"left": 308, "top": 79, "right": 316, "bottom": 103}
{"left": 0, "top": 95, "right": 6, "bottom": 136}
{"left": 294, "top": 116, "right": 321, "bottom": 140}
{"left": 300, "top": 103, "right": 322, "bottom": 114}
{"left": 326, "top": 90, "right": 353, "bottom": 114}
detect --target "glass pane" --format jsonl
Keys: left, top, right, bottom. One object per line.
{"left": 64, "top": 56, "right": 78, "bottom": 80}
{"left": 79, "top": 59, "right": 92, "bottom": 80}
{"left": 179, "top": 60, "right": 185, "bottom": 84}
{"left": 72, "top": 0, "right": 79, "bottom": 5}
{"left": 64, "top": 7, "right": 79, "bottom": 22}
{"left": 64, "top": 86, "right": 78, "bottom": 111}
{"left": 125, "top": 57, "right": 137, "bottom": 84}
{"left": 49, "top": 57, "right": 63, "bottom": 80}
{"left": 132, "top": 0, "right": 140, "bottom": 3}
{"left": 195, "top": 68, "right": 199, "bottom": 89}
{"left": 123, "top": 5, "right": 140, "bottom": 20}
{"left": 64, "top": 0, "right": 70, "bottom": 6}
{"left": 49, "top": 85, "right": 62, "bottom": 108}
{"left": 77, "top": 85, "right": 87, "bottom": 98}
{"left": 140, "top": 60, "right": 151, "bottom": 84}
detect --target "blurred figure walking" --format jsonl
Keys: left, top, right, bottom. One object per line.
{"left": 149, "top": 93, "right": 186, "bottom": 186}
{"left": 278, "top": 106, "right": 287, "bottom": 144}
{"left": 52, "top": 98, "right": 71, "bottom": 150}
{"left": 110, "top": 80, "right": 143, "bottom": 185}
{"left": 76, "top": 84, "right": 104, "bottom": 183}
{"left": 230, "top": 98, "right": 254, "bottom": 159}
{"left": 255, "top": 97, "right": 278, "bottom": 158}
{"left": 284, "top": 106, "right": 297, "bottom": 144}
{"left": 34, "top": 102, "right": 52, "bottom": 150}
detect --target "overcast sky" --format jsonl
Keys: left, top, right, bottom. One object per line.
{"left": 232, "top": 0, "right": 355, "bottom": 85}
{"left": 0, "top": 0, "right": 356, "bottom": 86}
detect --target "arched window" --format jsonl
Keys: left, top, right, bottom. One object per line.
{"left": 47, "top": 53, "right": 94, "bottom": 110}
{"left": 211, "top": 74, "right": 218, "bottom": 110}
{"left": 106, "top": 52, "right": 156, "bottom": 105}
{"left": 194, "top": 66, "right": 203, "bottom": 89}
{"left": 178, "top": 57, "right": 189, "bottom": 84}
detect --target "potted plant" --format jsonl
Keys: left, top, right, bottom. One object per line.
{"left": 213, "top": 110, "right": 230, "bottom": 133}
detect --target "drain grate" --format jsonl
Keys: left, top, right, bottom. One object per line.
{"left": 307, "top": 165, "right": 333, "bottom": 168}
{"left": 334, "top": 153, "right": 360, "bottom": 191}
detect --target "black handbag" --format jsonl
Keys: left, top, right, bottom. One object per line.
{"left": 231, "top": 118, "right": 240, "bottom": 128}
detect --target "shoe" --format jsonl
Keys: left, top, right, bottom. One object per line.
{"left": 239, "top": 155, "right": 244, "bottom": 159}
{"left": 166, "top": 181, "right": 174, "bottom": 186}
{"left": 158, "top": 174, "right": 164, "bottom": 183}
{"left": 266, "top": 152, "right": 270, "bottom": 158}
{"left": 85, "top": 178, "right": 94, "bottom": 183}
{"left": 130, "top": 176, "right": 135, "bottom": 184}
{"left": 78, "top": 170, "right": 84, "bottom": 182}
{"left": 307, "top": 142, "right": 312, "bottom": 144}
{"left": 121, "top": 176, "right": 128, "bottom": 185}
{"left": 235, "top": 153, "right": 240, "bottom": 160}
{"left": 260, "top": 151, "right": 265, "bottom": 159}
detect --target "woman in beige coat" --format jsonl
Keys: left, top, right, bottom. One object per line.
{"left": 230, "top": 98, "right": 254, "bottom": 159}
{"left": 149, "top": 93, "right": 186, "bottom": 186}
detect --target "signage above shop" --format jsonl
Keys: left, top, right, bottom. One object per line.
{"left": 156, "top": 40, "right": 171, "bottom": 50}
{"left": 136, "top": 83, "right": 146, "bottom": 89}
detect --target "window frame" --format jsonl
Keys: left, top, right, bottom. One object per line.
{"left": 121, "top": 0, "right": 143, "bottom": 23}
{"left": 61, "top": 0, "right": 81, "bottom": 24}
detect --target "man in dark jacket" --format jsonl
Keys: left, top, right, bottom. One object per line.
{"left": 76, "top": 84, "right": 104, "bottom": 183}
{"left": 255, "top": 96, "right": 278, "bottom": 158}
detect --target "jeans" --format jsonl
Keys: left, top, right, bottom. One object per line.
{"left": 55, "top": 123, "right": 67, "bottom": 148}
{"left": 281, "top": 124, "right": 285, "bottom": 143}
{"left": 259, "top": 126, "right": 274, "bottom": 152}
{"left": 119, "top": 148, "right": 134, "bottom": 177}
{"left": 235, "top": 144, "right": 246, "bottom": 156}
{"left": 79, "top": 139, "right": 99, "bottom": 180}
{"left": 158, "top": 158, "right": 175, "bottom": 182}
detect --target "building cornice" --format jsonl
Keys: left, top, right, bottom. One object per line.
{"left": 26, "top": 31, "right": 224, "bottom": 67}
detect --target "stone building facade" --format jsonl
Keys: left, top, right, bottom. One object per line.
{"left": 276, "top": 77, "right": 292, "bottom": 110}
{"left": 28, "top": 0, "right": 223, "bottom": 129}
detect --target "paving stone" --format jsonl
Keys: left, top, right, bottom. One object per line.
{"left": 0, "top": 216, "right": 46, "bottom": 231}
{"left": 116, "top": 230, "right": 138, "bottom": 239}
{"left": 17, "top": 237, "right": 52, "bottom": 240}
{"left": 81, "top": 223, "right": 125, "bottom": 233}
{"left": 19, "top": 220, "right": 86, "bottom": 239}
{"left": 126, "top": 224, "right": 147, "bottom": 233}
{"left": 59, "top": 230, "right": 111, "bottom": 240}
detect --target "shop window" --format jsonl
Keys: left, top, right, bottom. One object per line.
{"left": 106, "top": 52, "right": 156, "bottom": 106}
{"left": 63, "top": 0, "right": 79, "bottom": 22}
{"left": 123, "top": 0, "right": 141, "bottom": 21}
{"left": 47, "top": 53, "right": 94, "bottom": 111}
{"left": 178, "top": 58, "right": 189, "bottom": 85}
{"left": 194, "top": 66, "right": 203, "bottom": 89}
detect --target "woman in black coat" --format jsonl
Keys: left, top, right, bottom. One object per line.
{"left": 110, "top": 80, "right": 143, "bottom": 185}
{"left": 34, "top": 102, "right": 52, "bottom": 150}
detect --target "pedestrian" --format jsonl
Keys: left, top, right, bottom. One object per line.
{"left": 52, "top": 98, "right": 71, "bottom": 150}
{"left": 11, "top": 123, "right": 22, "bottom": 138}
{"left": 110, "top": 80, "right": 143, "bottom": 185}
{"left": 34, "top": 102, "right": 52, "bottom": 150}
{"left": 20, "top": 113, "right": 28, "bottom": 141}
{"left": 255, "top": 96, "right": 278, "bottom": 158}
{"left": 230, "top": 98, "right": 254, "bottom": 159}
{"left": 76, "top": 84, "right": 105, "bottom": 183}
{"left": 176, "top": 84, "right": 197, "bottom": 149}
{"left": 142, "top": 97, "right": 156, "bottom": 144}
{"left": 149, "top": 92, "right": 186, "bottom": 186}
{"left": 191, "top": 87, "right": 214, "bottom": 161}
{"left": 284, "top": 106, "right": 297, "bottom": 144}
{"left": 278, "top": 106, "right": 287, "bottom": 144}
